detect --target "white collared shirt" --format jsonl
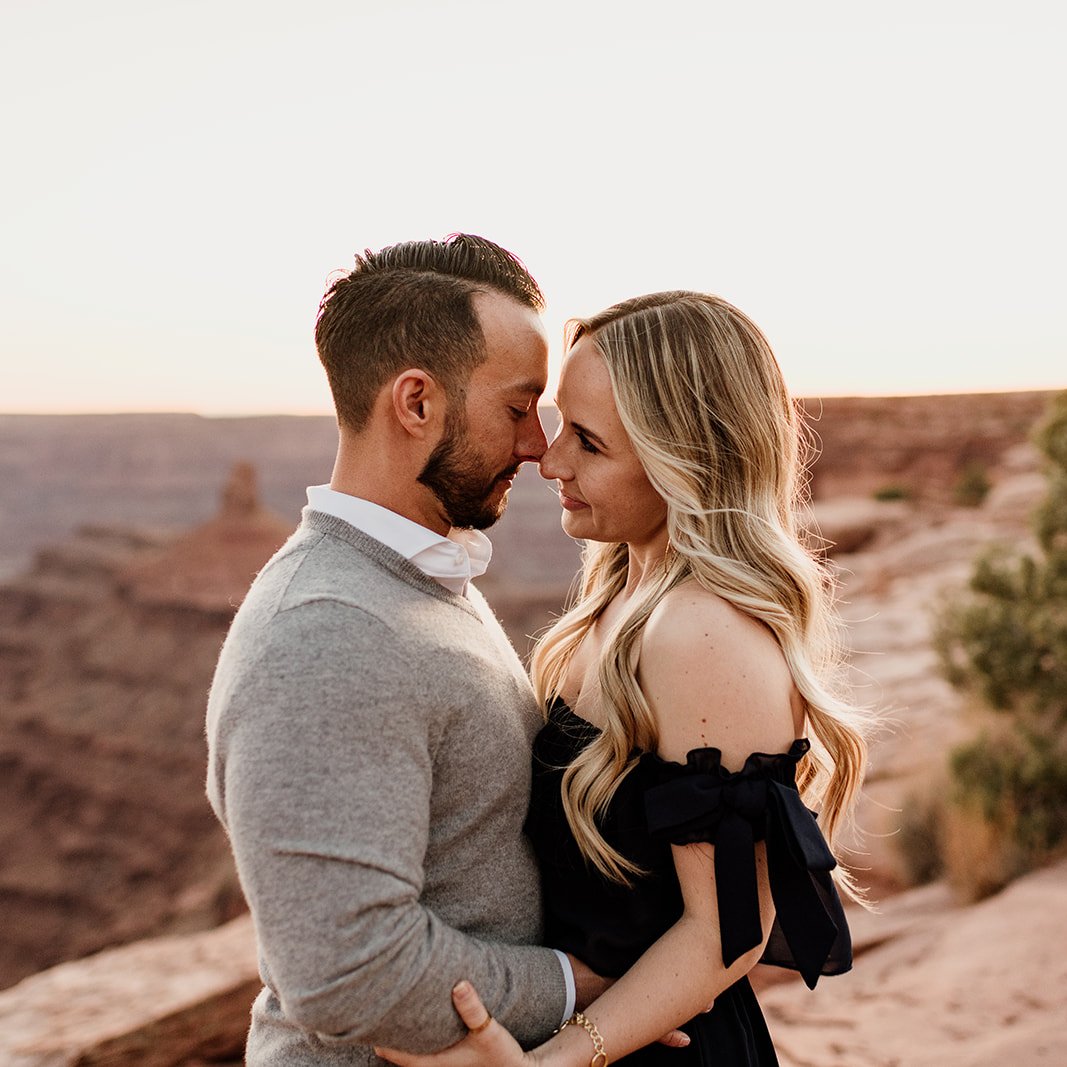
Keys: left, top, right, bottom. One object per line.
{"left": 306, "top": 485, "right": 492, "bottom": 597}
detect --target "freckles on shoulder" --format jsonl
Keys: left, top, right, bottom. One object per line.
{"left": 641, "top": 584, "right": 756, "bottom": 669}
{"left": 638, "top": 584, "right": 798, "bottom": 766}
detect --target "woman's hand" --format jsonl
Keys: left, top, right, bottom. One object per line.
{"left": 375, "top": 981, "right": 532, "bottom": 1067}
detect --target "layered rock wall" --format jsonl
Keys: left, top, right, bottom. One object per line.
{"left": 0, "top": 471, "right": 290, "bottom": 990}
{"left": 0, "top": 391, "right": 1059, "bottom": 995}
{"left": 801, "top": 390, "right": 1051, "bottom": 500}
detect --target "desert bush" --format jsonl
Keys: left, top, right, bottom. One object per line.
{"left": 953, "top": 462, "right": 992, "bottom": 507}
{"left": 951, "top": 725, "right": 1067, "bottom": 853}
{"left": 897, "top": 785, "right": 946, "bottom": 886}
{"left": 933, "top": 391, "right": 1067, "bottom": 900}
{"left": 873, "top": 483, "right": 912, "bottom": 502}
{"left": 940, "top": 782, "right": 1027, "bottom": 902}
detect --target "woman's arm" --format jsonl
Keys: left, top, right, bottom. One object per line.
{"left": 378, "top": 844, "right": 771, "bottom": 1067}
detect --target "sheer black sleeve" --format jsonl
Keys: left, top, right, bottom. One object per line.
{"left": 642, "top": 738, "right": 852, "bottom": 989}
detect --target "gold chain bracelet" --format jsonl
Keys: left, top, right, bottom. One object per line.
{"left": 560, "top": 1011, "right": 608, "bottom": 1067}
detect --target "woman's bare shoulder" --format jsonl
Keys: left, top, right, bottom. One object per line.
{"left": 639, "top": 581, "right": 798, "bottom": 767}
{"left": 642, "top": 581, "right": 784, "bottom": 669}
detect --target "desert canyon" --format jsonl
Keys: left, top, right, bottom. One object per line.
{"left": 0, "top": 391, "right": 1064, "bottom": 1066}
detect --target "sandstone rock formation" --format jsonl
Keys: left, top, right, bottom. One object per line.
{"left": 799, "top": 391, "right": 1051, "bottom": 501}
{"left": 826, "top": 441, "right": 1047, "bottom": 885}
{"left": 0, "top": 465, "right": 291, "bottom": 990}
{"left": 124, "top": 462, "right": 293, "bottom": 613}
{"left": 1, "top": 860, "right": 1062, "bottom": 1066}
{"left": 0, "top": 413, "right": 337, "bottom": 583}
{"left": 761, "top": 858, "right": 1067, "bottom": 1066}
{"left": 0, "top": 392, "right": 1061, "bottom": 1050}
{"left": 0, "top": 394, "right": 1052, "bottom": 581}
{"left": 0, "top": 915, "right": 257, "bottom": 1067}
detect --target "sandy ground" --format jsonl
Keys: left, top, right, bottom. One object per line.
{"left": 762, "top": 859, "right": 1067, "bottom": 1066}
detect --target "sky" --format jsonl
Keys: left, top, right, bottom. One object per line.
{"left": 1, "top": 0, "right": 1064, "bottom": 414}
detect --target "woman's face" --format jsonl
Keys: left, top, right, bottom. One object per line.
{"left": 540, "top": 334, "right": 668, "bottom": 546}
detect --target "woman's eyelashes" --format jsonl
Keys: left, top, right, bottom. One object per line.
{"left": 576, "top": 430, "right": 600, "bottom": 455}
{"left": 554, "top": 405, "right": 600, "bottom": 454}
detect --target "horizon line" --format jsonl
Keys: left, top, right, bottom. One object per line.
{"left": 1, "top": 384, "right": 1063, "bottom": 419}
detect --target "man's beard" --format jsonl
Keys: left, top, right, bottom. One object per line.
{"left": 417, "top": 414, "right": 519, "bottom": 530}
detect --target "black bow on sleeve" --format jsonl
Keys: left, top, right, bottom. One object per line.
{"left": 643, "top": 747, "right": 846, "bottom": 990}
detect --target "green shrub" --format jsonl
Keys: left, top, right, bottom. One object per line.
{"left": 934, "top": 391, "right": 1067, "bottom": 898}
{"left": 951, "top": 726, "right": 1067, "bottom": 854}
{"left": 873, "top": 483, "right": 912, "bottom": 502}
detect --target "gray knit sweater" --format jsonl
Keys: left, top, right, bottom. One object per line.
{"left": 206, "top": 509, "right": 566, "bottom": 1065}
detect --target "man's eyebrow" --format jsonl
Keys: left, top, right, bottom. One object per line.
{"left": 510, "top": 378, "right": 546, "bottom": 395}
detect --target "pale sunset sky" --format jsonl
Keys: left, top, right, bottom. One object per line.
{"left": 1, "top": 0, "right": 1063, "bottom": 414}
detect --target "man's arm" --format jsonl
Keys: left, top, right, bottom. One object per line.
{"left": 211, "top": 600, "right": 566, "bottom": 1052}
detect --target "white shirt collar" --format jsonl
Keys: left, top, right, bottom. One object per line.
{"left": 305, "top": 485, "right": 492, "bottom": 596}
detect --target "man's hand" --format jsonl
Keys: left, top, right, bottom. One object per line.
{"left": 375, "top": 982, "right": 527, "bottom": 1067}
{"left": 565, "top": 953, "right": 693, "bottom": 1050}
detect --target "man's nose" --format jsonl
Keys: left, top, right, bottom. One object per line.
{"left": 516, "top": 409, "right": 548, "bottom": 463}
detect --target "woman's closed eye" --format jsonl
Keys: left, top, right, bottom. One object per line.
{"left": 577, "top": 430, "right": 600, "bottom": 455}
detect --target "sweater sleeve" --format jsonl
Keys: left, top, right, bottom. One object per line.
{"left": 209, "top": 599, "right": 566, "bottom": 1052}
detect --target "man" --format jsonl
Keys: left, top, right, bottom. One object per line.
{"left": 206, "top": 235, "right": 585, "bottom": 1064}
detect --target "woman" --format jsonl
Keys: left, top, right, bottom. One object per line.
{"left": 378, "top": 292, "right": 869, "bottom": 1066}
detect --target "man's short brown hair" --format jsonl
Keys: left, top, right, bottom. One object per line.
{"left": 314, "top": 234, "right": 545, "bottom": 431}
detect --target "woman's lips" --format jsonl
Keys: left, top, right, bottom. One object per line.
{"left": 559, "top": 490, "right": 588, "bottom": 511}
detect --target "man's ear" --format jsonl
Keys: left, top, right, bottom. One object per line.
{"left": 391, "top": 369, "right": 444, "bottom": 439}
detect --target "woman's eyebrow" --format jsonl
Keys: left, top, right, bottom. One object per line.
{"left": 572, "top": 420, "right": 608, "bottom": 449}
{"left": 553, "top": 397, "right": 609, "bottom": 449}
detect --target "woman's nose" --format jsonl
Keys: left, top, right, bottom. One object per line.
{"left": 538, "top": 433, "right": 569, "bottom": 481}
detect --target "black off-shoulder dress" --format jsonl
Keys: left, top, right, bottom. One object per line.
{"left": 524, "top": 699, "right": 852, "bottom": 1065}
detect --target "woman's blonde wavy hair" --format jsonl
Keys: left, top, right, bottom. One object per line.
{"left": 530, "top": 291, "right": 871, "bottom": 899}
